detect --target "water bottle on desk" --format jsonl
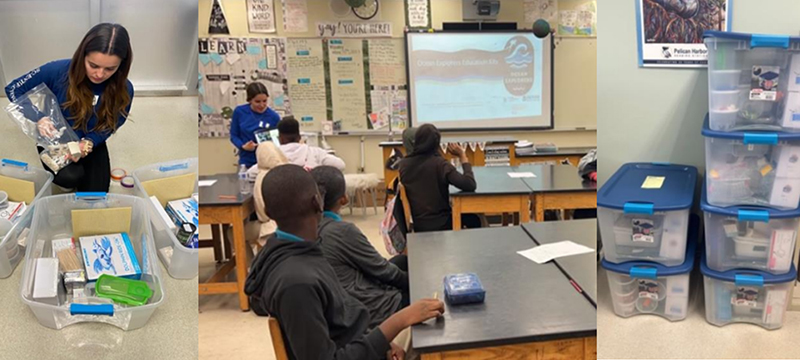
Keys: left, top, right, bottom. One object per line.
{"left": 239, "top": 164, "right": 250, "bottom": 194}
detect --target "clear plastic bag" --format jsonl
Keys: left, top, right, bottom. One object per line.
{"left": 4, "top": 84, "right": 80, "bottom": 173}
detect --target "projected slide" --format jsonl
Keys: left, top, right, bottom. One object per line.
{"left": 407, "top": 32, "right": 552, "bottom": 130}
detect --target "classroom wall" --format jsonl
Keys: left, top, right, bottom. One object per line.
{"left": 198, "top": 0, "right": 598, "bottom": 175}
{"left": 597, "top": 0, "right": 800, "bottom": 185}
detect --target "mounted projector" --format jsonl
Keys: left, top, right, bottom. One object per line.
{"left": 462, "top": 0, "right": 500, "bottom": 21}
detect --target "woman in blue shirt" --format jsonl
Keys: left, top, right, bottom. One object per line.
{"left": 230, "top": 82, "right": 281, "bottom": 168}
{"left": 5, "top": 23, "right": 134, "bottom": 192}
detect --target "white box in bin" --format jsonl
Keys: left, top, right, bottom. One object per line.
{"left": 772, "top": 144, "right": 800, "bottom": 178}
{"left": 769, "top": 177, "right": 800, "bottom": 209}
{"left": 79, "top": 233, "right": 142, "bottom": 282}
{"left": 781, "top": 92, "right": 800, "bottom": 129}
{"left": 789, "top": 54, "right": 800, "bottom": 92}
{"left": 165, "top": 198, "right": 198, "bottom": 227}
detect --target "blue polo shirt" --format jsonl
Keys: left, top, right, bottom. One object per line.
{"left": 230, "top": 103, "right": 280, "bottom": 167}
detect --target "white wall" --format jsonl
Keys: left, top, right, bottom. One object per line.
{"left": 597, "top": 0, "right": 800, "bottom": 185}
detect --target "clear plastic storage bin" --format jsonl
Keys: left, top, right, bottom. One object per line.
{"left": 132, "top": 158, "right": 198, "bottom": 279}
{"left": 598, "top": 163, "right": 697, "bottom": 266}
{"left": 601, "top": 214, "right": 697, "bottom": 321}
{"left": 704, "top": 31, "right": 800, "bottom": 131}
{"left": 701, "top": 185, "right": 798, "bottom": 274}
{"left": 0, "top": 159, "right": 53, "bottom": 278}
{"left": 19, "top": 193, "right": 164, "bottom": 330}
{"left": 701, "top": 254, "right": 796, "bottom": 330}
{"left": 703, "top": 116, "right": 800, "bottom": 209}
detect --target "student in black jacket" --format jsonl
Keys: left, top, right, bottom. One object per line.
{"left": 244, "top": 164, "right": 444, "bottom": 360}
{"left": 398, "top": 124, "right": 481, "bottom": 232}
{"left": 312, "top": 166, "right": 409, "bottom": 328}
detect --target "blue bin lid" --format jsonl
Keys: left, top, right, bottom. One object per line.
{"left": 703, "top": 30, "right": 800, "bottom": 47}
{"left": 700, "top": 254, "right": 797, "bottom": 285}
{"left": 598, "top": 163, "right": 697, "bottom": 212}
{"left": 702, "top": 115, "right": 800, "bottom": 142}
{"left": 601, "top": 214, "right": 699, "bottom": 277}
{"left": 700, "top": 180, "right": 800, "bottom": 219}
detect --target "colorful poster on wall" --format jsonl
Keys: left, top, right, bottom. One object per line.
{"left": 282, "top": 0, "right": 309, "bottom": 33}
{"left": 636, "top": 0, "right": 732, "bottom": 68}
{"left": 208, "top": 0, "right": 230, "bottom": 35}
{"left": 286, "top": 39, "right": 327, "bottom": 131}
{"left": 198, "top": 37, "right": 290, "bottom": 138}
{"left": 406, "top": 0, "right": 431, "bottom": 29}
{"left": 558, "top": 1, "right": 596, "bottom": 36}
{"left": 523, "top": 0, "right": 558, "bottom": 27}
{"left": 328, "top": 39, "right": 368, "bottom": 131}
{"left": 247, "top": 0, "right": 276, "bottom": 33}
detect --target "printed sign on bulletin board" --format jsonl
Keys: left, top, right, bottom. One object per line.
{"left": 198, "top": 37, "right": 289, "bottom": 137}
{"left": 636, "top": 0, "right": 732, "bottom": 67}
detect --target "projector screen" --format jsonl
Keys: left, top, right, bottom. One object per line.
{"left": 406, "top": 31, "right": 553, "bottom": 131}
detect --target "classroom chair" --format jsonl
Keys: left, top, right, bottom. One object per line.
{"left": 268, "top": 317, "right": 290, "bottom": 360}
{"left": 344, "top": 173, "right": 381, "bottom": 217}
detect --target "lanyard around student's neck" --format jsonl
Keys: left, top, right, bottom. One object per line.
{"left": 323, "top": 211, "right": 342, "bottom": 222}
{"left": 275, "top": 229, "right": 305, "bottom": 242}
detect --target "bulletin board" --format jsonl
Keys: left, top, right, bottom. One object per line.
{"left": 198, "top": 36, "right": 408, "bottom": 138}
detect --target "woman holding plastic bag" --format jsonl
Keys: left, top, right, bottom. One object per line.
{"left": 4, "top": 23, "right": 134, "bottom": 192}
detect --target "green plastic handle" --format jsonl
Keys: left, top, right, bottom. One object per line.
{"left": 95, "top": 274, "right": 153, "bottom": 306}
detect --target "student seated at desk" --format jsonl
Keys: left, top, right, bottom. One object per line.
{"left": 311, "top": 166, "right": 409, "bottom": 328}
{"left": 251, "top": 142, "right": 288, "bottom": 243}
{"left": 399, "top": 124, "right": 481, "bottom": 232}
{"left": 245, "top": 164, "right": 444, "bottom": 360}
{"left": 278, "top": 116, "right": 346, "bottom": 171}
{"left": 573, "top": 149, "right": 597, "bottom": 220}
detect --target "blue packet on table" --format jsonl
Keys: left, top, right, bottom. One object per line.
{"left": 444, "top": 273, "right": 486, "bottom": 305}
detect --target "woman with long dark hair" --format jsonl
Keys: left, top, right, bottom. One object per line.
{"left": 230, "top": 82, "right": 281, "bottom": 168}
{"left": 4, "top": 23, "right": 134, "bottom": 192}
{"left": 398, "top": 124, "right": 481, "bottom": 232}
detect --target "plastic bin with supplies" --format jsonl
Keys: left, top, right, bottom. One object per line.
{"left": 703, "top": 116, "right": 800, "bottom": 209}
{"left": 601, "top": 214, "right": 698, "bottom": 321}
{"left": 701, "top": 184, "right": 798, "bottom": 275}
{"left": 704, "top": 31, "right": 800, "bottom": 132}
{"left": 701, "top": 253, "right": 796, "bottom": 330}
{"left": 0, "top": 159, "right": 53, "bottom": 278}
{"left": 19, "top": 193, "right": 164, "bottom": 330}
{"left": 132, "top": 158, "right": 198, "bottom": 279}
{"left": 598, "top": 163, "right": 697, "bottom": 266}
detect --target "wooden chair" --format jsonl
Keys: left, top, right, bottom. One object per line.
{"left": 397, "top": 182, "right": 414, "bottom": 233}
{"left": 268, "top": 317, "right": 290, "bottom": 360}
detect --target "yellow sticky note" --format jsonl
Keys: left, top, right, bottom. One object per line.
{"left": 0, "top": 175, "right": 36, "bottom": 204}
{"left": 140, "top": 173, "right": 197, "bottom": 207}
{"left": 641, "top": 176, "right": 666, "bottom": 189}
{"left": 71, "top": 207, "right": 132, "bottom": 239}
{"left": 760, "top": 164, "right": 773, "bottom": 176}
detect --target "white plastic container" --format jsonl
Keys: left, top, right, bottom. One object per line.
{"left": 702, "top": 185, "right": 799, "bottom": 274}
{"left": 601, "top": 214, "right": 697, "bottom": 321}
{"left": 598, "top": 163, "right": 697, "bottom": 266}
{"left": 705, "top": 31, "right": 800, "bottom": 131}
{"left": 701, "top": 255, "right": 796, "bottom": 330}
{"left": 19, "top": 193, "right": 164, "bottom": 330}
{"left": 0, "top": 159, "right": 53, "bottom": 278}
{"left": 703, "top": 117, "right": 800, "bottom": 209}
{"left": 132, "top": 158, "right": 198, "bottom": 279}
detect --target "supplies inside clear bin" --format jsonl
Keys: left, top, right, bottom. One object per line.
{"left": 703, "top": 116, "right": 800, "bottom": 209}
{"left": 701, "top": 185, "right": 799, "bottom": 274}
{"left": 164, "top": 196, "right": 199, "bottom": 249}
{"left": 704, "top": 31, "right": 800, "bottom": 132}
{"left": 3, "top": 84, "right": 82, "bottom": 173}
{"left": 701, "top": 254, "right": 796, "bottom": 330}
{"left": 598, "top": 163, "right": 697, "bottom": 266}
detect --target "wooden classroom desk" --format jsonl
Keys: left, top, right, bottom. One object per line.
{"left": 198, "top": 174, "right": 255, "bottom": 311}
{"left": 380, "top": 138, "right": 516, "bottom": 195}
{"left": 408, "top": 226, "right": 597, "bottom": 359}
{"left": 449, "top": 166, "right": 531, "bottom": 231}
{"left": 522, "top": 219, "right": 598, "bottom": 305}
{"left": 518, "top": 164, "right": 598, "bottom": 222}
{"left": 513, "top": 147, "right": 594, "bottom": 167}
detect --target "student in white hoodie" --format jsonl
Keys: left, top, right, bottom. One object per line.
{"left": 277, "top": 116, "right": 346, "bottom": 171}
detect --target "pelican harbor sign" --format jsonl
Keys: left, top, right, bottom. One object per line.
{"left": 316, "top": 21, "right": 392, "bottom": 38}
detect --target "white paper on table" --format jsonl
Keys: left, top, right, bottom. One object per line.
{"left": 517, "top": 241, "right": 593, "bottom": 264}
{"left": 198, "top": 180, "right": 218, "bottom": 187}
{"left": 507, "top": 172, "right": 537, "bottom": 178}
